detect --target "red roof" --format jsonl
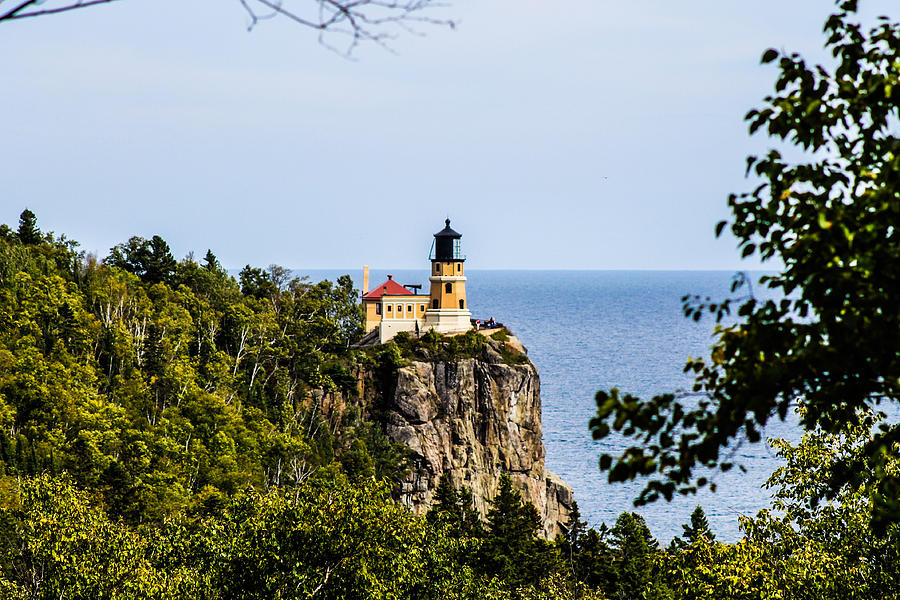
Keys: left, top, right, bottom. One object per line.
{"left": 362, "top": 276, "right": 414, "bottom": 299}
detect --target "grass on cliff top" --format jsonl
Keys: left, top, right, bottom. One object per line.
{"left": 364, "top": 328, "right": 528, "bottom": 366}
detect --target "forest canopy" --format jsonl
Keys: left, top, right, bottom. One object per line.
{"left": 1, "top": 211, "right": 899, "bottom": 598}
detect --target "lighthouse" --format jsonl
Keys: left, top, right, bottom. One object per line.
{"left": 424, "top": 219, "right": 472, "bottom": 333}
{"left": 360, "top": 218, "right": 473, "bottom": 344}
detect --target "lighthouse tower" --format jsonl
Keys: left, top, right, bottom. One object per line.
{"left": 424, "top": 219, "right": 472, "bottom": 334}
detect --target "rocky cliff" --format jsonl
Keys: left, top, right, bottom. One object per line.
{"left": 357, "top": 334, "right": 573, "bottom": 539}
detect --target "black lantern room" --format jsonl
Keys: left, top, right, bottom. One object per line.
{"left": 432, "top": 219, "right": 464, "bottom": 262}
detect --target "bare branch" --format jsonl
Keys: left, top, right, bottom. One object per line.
{"left": 0, "top": 0, "right": 455, "bottom": 53}
{"left": 1, "top": 0, "right": 121, "bottom": 21}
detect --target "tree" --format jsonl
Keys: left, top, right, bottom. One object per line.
{"left": 0, "top": 0, "right": 453, "bottom": 52}
{"left": 106, "top": 235, "right": 176, "bottom": 286}
{"left": 201, "top": 249, "right": 218, "bottom": 272}
{"left": 590, "top": 0, "right": 900, "bottom": 527}
{"left": 668, "top": 506, "right": 714, "bottom": 551}
{"left": 608, "top": 512, "right": 669, "bottom": 600}
{"left": 738, "top": 413, "right": 900, "bottom": 599}
{"left": 426, "top": 473, "right": 482, "bottom": 538}
{"left": 479, "top": 474, "right": 559, "bottom": 589}
{"left": 16, "top": 209, "right": 40, "bottom": 246}
{"left": 555, "top": 502, "right": 616, "bottom": 590}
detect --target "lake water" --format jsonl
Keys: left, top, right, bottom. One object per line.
{"left": 288, "top": 268, "right": 794, "bottom": 543}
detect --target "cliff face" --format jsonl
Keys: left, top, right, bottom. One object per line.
{"left": 360, "top": 337, "right": 573, "bottom": 539}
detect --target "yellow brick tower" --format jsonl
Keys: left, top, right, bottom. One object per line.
{"left": 424, "top": 219, "right": 472, "bottom": 333}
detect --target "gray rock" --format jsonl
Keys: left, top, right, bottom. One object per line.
{"left": 358, "top": 339, "right": 574, "bottom": 539}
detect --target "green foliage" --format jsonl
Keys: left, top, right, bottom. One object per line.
{"left": 608, "top": 512, "right": 670, "bottom": 600}
{"left": 0, "top": 217, "right": 379, "bottom": 525}
{"left": 479, "top": 474, "right": 560, "bottom": 589}
{"left": 208, "top": 475, "right": 450, "bottom": 599}
{"left": 658, "top": 415, "right": 900, "bottom": 600}
{"left": 557, "top": 502, "right": 615, "bottom": 590}
{"left": 391, "top": 328, "right": 488, "bottom": 362}
{"left": 740, "top": 414, "right": 900, "bottom": 599}
{"left": 669, "top": 506, "right": 714, "bottom": 551}
{"left": 106, "top": 235, "right": 177, "bottom": 286}
{"left": 489, "top": 328, "right": 509, "bottom": 342}
{"left": 16, "top": 209, "right": 40, "bottom": 246}
{"left": 590, "top": 1, "right": 900, "bottom": 526}
{"left": 427, "top": 473, "right": 483, "bottom": 539}
{"left": 0, "top": 475, "right": 173, "bottom": 599}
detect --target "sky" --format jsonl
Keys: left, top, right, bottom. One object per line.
{"left": 1, "top": 0, "right": 895, "bottom": 270}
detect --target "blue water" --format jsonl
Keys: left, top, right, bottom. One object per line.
{"left": 282, "top": 268, "right": 795, "bottom": 543}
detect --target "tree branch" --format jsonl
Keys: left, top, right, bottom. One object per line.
{"left": 1, "top": 0, "right": 121, "bottom": 21}
{"left": 0, "top": 0, "right": 454, "bottom": 53}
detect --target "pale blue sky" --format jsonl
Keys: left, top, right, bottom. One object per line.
{"left": 1, "top": 1, "right": 893, "bottom": 270}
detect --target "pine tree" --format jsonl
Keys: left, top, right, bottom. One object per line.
{"left": 610, "top": 512, "right": 668, "bottom": 600}
{"left": 203, "top": 249, "right": 219, "bottom": 271}
{"left": 479, "top": 473, "right": 559, "bottom": 588}
{"left": 340, "top": 438, "right": 375, "bottom": 481}
{"left": 427, "top": 473, "right": 462, "bottom": 525}
{"left": 426, "top": 473, "right": 483, "bottom": 538}
{"left": 17, "top": 208, "right": 40, "bottom": 245}
{"left": 668, "top": 505, "right": 715, "bottom": 551}
{"left": 557, "top": 500, "right": 587, "bottom": 573}
{"left": 145, "top": 235, "right": 176, "bottom": 285}
{"left": 683, "top": 505, "right": 714, "bottom": 543}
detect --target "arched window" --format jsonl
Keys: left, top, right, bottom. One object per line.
{"left": 434, "top": 263, "right": 439, "bottom": 274}
{"left": 432, "top": 299, "right": 439, "bottom": 309}
{"left": 459, "top": 299, "right": 465, "bottom": 309}
{"left": 445, "top": 282, "right": 452, "bottom": 293}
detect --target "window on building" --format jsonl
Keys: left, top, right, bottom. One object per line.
{"left": 459, "top": 299, "right": 465, "bottom": 309}
{"left": 420, "top": 304, "right": 425, "bottom": 311}
{"left": 445, "top": 282, "right": 452, "bottom": 293}
{"left": 376, "top": 303, "right": 382, "bottom": 315}
{"left": 407, "top": 305, "right": 413, "bottom": 312}
{"left": 387, "top": 305, "right": 392, "bottom": 312}
{"left": 434, "top": 263, "right": 439, "bottom": 274}
{"left": 456, "top": 263, "right": 461, "bottom": 272}
{"left": 432, "top": 299, "right": 439, "bottom": 309}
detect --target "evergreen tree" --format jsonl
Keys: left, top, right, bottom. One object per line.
{"left": 610, "top": 512, "right": 669, "bottom": 600}
{"left": 428, "top": 473, "right": 461, "bottom": 523}
{"left": 426, "top": 473, "right": 482, "bottom": 538}
{"left": 202, "top": 249, "right": 219, "bottom": 271}
{"left": 669, "top": 506, "right": 715, "bottom": 551}
{"left": 105, "top": 234, "right": 175, "bottom": 285}
{"left": 340, "top": 438, "right": 375, "bottom": 482}
{"left": 239, "top": 265, "right": 278, "bottom": 299}
{"left": 145, "top": 235, "right": 176, "bottom": 285}
{"left": 578, "top": 524, "right": 615, "bottom": 590}
{"left": 17, "top": 208, "right": 40, "bottom": 245}
{"left": 479, "top": 473, "right": 559, "bottom": 588}
{"left": 557, "top": 500, "right": 587, "bottom": 573}
{"left": 556, "top": 501, "right": 617, "bottom": 591}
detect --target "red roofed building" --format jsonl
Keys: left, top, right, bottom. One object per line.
{"left": 361, "top": 219, "right": 472, "bottom": 343}
{"left": 362, "top": 274, "right": 430, "bottom": 339}
{"left": 362, "top": 276, "right": 415, "bottom": 300}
